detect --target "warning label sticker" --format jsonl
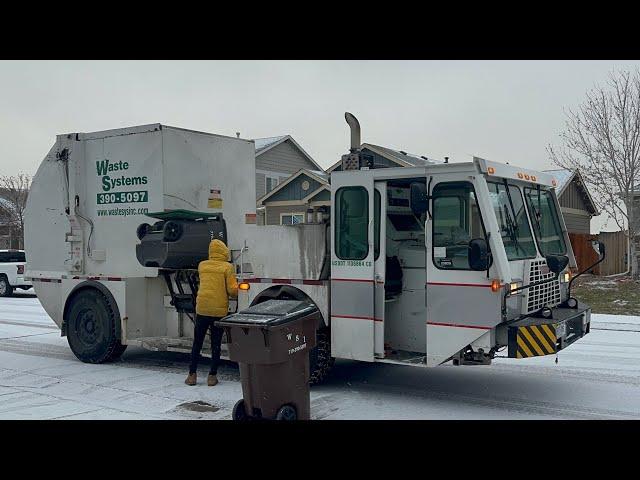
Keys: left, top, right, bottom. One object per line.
{"left": 208, "top": 187, "right": 223, "bottom": 209}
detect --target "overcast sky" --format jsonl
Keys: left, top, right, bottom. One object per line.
{"left": 2, "top": 60, "right": 639, "bottom": 231}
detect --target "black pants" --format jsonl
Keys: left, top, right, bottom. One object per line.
{"left": 189, "top": 315, "right": 223, "bottom": 375}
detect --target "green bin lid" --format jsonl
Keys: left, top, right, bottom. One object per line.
{"left": 146, "top": 209, "right": 223, "bottom": 221}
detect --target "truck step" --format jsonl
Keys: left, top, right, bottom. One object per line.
{"left": 377, "top": 349, "right": 426, "bottom": 366}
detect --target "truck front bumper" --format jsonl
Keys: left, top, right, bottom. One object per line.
{"left": 506, "top": 302, "right": 591, "bottom": 359}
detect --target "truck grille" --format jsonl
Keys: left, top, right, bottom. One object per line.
{"left": 523, "top": 259, "right": 561, "bottom": 313}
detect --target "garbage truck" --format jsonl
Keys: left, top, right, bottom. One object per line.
{"left": 24, "top": 116, "right": 599, "bottom": 384}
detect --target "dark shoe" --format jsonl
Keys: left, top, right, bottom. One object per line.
{"left": 207, "top": 374, "right": 218, "bottom": 387}
{"left": 185, "top": 372, "right": 197, "bottom": 386}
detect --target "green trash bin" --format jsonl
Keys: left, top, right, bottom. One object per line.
{"left": 217, "top": 299, "right": 319, "bottom": 421}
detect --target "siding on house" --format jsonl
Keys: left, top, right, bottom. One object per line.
{"left": 265, "top": 205, "right": 309, "bottom": 225}
{"left": 559, "top": 181, "right": 595, "bottom": 213}
{"left": 255, "top": 172, "right": 266, "bottom": 199}
{"left": 255, "top": 140, "right": 319, "bottom": 199}
{"left": 562, "top": 211, "right": 591, "bottom": 234}
{"left": 309, "top": 189, "right": 330, "bottom": 202}
{"left": 267, "top": 175, "right": 323, "bottom": 202}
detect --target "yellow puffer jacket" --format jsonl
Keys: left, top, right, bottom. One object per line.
{"left": 196, "top": 239, "right": 238, "bottom": 317}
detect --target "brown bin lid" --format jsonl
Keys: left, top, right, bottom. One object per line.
{"left": 218, "top": 300, "right": 317, "bottom": 328}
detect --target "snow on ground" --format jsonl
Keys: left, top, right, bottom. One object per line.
{"left": 1, "top": 293, "right": 640, "bottom": 419}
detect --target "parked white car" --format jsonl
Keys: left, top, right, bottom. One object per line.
{"left": 0, "top": 250, "right": 32, "bottom": 297}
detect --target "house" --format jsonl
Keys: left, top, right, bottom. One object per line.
{"left": 327, "top": 143, "right": 439, "bottom": 172}
{"left": 257, "top": 169, "right": 330, "bottom": 225}
{"left": 543, "top": 169, "right": 598, "bottom": 234}
{"left": 630, "top": 185, "right": 640, "bottom": 276}
{"left": 254, "top": 135, "right": 324, "bottom": 200}
{"left": 0, "top": 195, "right": 19, "bottom": 249}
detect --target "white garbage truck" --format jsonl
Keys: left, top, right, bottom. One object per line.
{"left": 25, "top": 115, "right": 600, "bottom": 384}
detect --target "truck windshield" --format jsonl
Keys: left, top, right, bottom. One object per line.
{"left": 488, "top": 182, "right": 536, "bottom": 260}
{"left": 523, "top": 187, "right": 566, "bottom": 256}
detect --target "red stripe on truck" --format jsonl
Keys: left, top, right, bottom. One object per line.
{"left": 427, "top": 321, "right": 491, "bottom": 330}
{"left": 241, "top": 278, "right": 327, "bottom": 286}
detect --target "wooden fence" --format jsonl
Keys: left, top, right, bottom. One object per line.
{"left": 568, "top": 231, "right": 627, "bottom": 276}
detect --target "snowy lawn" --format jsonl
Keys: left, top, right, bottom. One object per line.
{"left": 572, "top": 274, "right": 640, "bottom": 316}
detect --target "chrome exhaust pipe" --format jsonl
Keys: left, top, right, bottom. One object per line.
{"left": 345, "top": 112, "right": 361, "bottom": 152}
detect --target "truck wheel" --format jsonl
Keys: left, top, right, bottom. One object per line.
{"left": 232, "top": 399, "right": 248, "bottom": 421}
{"left": 275, "top": 405, "right": 297, "bottom": 421}
{"left": 66, "top": 289, "right": 125, "bottom": 363}
{"left": 0, "top": 275, "right": 13, "bottom": 297}
{"left": 309, "top": 328, "right": 334, "bottom": 386}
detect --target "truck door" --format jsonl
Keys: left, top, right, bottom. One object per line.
{"left": 425, "top": 179, "right": 502, "bottom": 366}
{"left": 373, "top": 183, "right": 386, "bottom": 357}
{"left": 330, "top": 172, "right": 377, "bottom": 361}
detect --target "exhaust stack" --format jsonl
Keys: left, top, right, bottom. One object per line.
{"left": 345, "top": 112, "right": 361, "bottom": 152}
{"left": 340, "top": 112, "right": 373, "bottom": 171}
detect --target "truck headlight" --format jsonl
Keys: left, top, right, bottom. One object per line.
{"left": 509, "top": 281, "right": 522, "bottom": 293}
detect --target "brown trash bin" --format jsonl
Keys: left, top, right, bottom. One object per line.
{"left": 217, "top": 300, "right": 319, "bottom": 421}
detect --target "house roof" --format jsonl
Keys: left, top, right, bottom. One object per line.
{"left": 257, "top": 168, "right": 329, "bottom": 205}
{"left": 253, "top": 135, "right": 324, "bottom": 171}
{"left": 543, "top": 168, "right": 599, "bottom": 215}
{"left": 326, "top": 143, "right": 441, "bottom": 172}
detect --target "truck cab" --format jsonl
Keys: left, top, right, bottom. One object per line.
{"left": 330, "top": 156, "right": 591, "bottom": 367}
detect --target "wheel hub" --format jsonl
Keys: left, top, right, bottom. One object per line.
{"left": 76, "top": 309, "right": 101, "bottom": 345}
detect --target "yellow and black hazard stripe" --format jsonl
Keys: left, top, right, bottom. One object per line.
{"left": 514, "top": 324, "right": 557, "bottom": 358}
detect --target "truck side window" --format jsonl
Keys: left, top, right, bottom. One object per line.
{"left": 432, "top": 182, "right": 485, "bottom": 270}
{"left": 336, "top": 186, "right": 369, "bottom": 260}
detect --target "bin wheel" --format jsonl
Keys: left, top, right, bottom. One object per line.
{"left": 232, "top": 399, "right": 248, "bottom": 421}
{"left": 275, "top": 405, "right": 297, "bottom": 421}
{"left": 163, "top": 221, "right": 183, "bottom": 242}
{"left": 136, "top": 223, "right": 151, "bottom": 240}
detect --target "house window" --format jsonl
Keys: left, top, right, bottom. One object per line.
{"left": 281, "top": 213, "right": 305, "bottom": 225}
{"left": 265, "top": 175, "right": 280, "bottom": 194}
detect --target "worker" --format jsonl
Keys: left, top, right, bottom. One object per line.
{"left": 185, "top": 239, "right": 238, "bottom": 387}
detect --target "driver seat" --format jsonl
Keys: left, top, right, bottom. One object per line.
{"left": 385, "top": 256, "right": 403, "bottom": 299}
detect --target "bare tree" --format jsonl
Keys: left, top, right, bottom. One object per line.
{"left": 0, "top": 174, "right": 31, "bottom": 250}
{"left": 548, "top": 69, "right": 640, "bottom": 278}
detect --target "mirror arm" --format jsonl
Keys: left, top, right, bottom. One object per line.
{"left": 567, "top": 243, "right": 606, "bottom": 298}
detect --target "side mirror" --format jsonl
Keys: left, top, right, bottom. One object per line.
{"left": 545, "top": 254, "right": 569, "bottom": 275}
{"left": 591, "top": 240, "right": 605, "bottom": 258}
{"left": 469, "top": 238, "right": 491, "bottom": 271}
{"left": 410, "top": 182, "right": 428, "bottom": 216}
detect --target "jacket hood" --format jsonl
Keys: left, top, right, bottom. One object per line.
{"left": 209, "top": 239, "right": 230, "bottom": 261}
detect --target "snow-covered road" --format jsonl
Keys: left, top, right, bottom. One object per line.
{"left": 1, "top": 293, "right": 640, "bottom": 419}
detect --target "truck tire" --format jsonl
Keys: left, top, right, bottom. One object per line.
{"left": 0, "top": 275, "right": 13, "bottom": 297}
{"left": 309, "top": 328, "right": 334, "bottom": 386}
{"left": 66, "top": 289, "right": 126, "bottom": 363}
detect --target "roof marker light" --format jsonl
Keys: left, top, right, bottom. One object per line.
{"left": 517, "top": 172, "right": 524, "bottom": 179}
{"left": 487, "top": 167, "right": 495, "bottom": 174}
{"left": 531, "top": 175, "right": 537, "bottom": 182}
{"left": 524, "top": 174, "right": 530, "bottom": 180}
